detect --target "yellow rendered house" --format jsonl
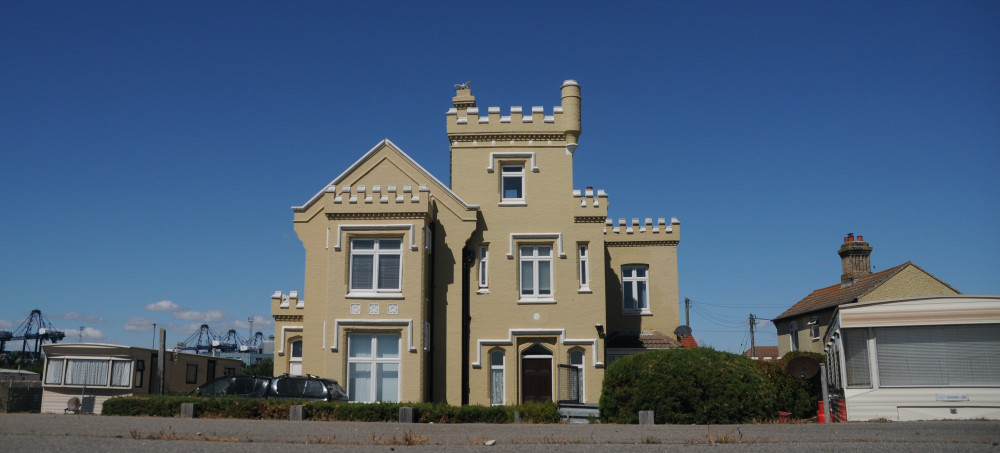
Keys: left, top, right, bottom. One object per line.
{"left": 271, "top": 81, "right": 683, "bottom": 406}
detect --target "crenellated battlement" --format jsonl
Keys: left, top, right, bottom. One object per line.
{"left": 604, "top": 217, "right": 681, "bottom": 238}
{"left": 323, "top": 183, "right": 432, "bottom": 206}
{"left": 446, "top": 80, "right": 581, "bottom": 146}
{"left": 271, "top": 290, "right": 303, "bottom": 311}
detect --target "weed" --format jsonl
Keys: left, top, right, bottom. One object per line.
{"left": 642, "top": 436, "right": 662, "bottom": 444}
{"left": 370, "top": 429, "right": 429, "bottom": 446}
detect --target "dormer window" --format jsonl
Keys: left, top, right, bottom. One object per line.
{"left": 500, "top": 165, "right": 525, "bottom": 205}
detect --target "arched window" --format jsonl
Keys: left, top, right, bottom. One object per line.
{"left": 490, "top": 349, "right": 505, "bottom": 405}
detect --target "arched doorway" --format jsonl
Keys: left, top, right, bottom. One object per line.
{"left": 521, "top": 343, "right": 552, "bottom": 403}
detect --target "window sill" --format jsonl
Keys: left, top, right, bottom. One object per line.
{"left": 578, "top": 289, "right": 592, "bottom": 294}
{"left": 477, "top": 289, "right": 492, "bottom": 294}
{"left": 517, "top": 298, "right": 557, "bottom": 304}
{"left": 623, "top": 311, "right": 653, "bottom": 316}
{"left": 345, "top": 293, "right": 404, "bottom": 300}
{"left": 498, "top": 201, "right": 527, "bottom": 207}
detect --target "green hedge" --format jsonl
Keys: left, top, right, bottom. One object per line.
{"left": 600, "top": 348, "right": 780, "bottom": 424}
{"left": 101, "top": 395, "right": 559, "bottom": 423}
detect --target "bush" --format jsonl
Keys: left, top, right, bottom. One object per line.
{"left": 599, "top": 348, "right": 778, "bottom": 424}
{"left": 102, "top": 396, "right": 560, "bottom": 423}
{"left": 748, "top": 359, "right": 816, "bottom": 419}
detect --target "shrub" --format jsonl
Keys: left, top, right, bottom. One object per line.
{"left": 748, "top": 359, "right": 816, "bottom": 419}
{"left": 599, "top": 348, "right": 777, "bottom": 424}
{"left": 102, "top": 396, "right": 560, "bottom": 423}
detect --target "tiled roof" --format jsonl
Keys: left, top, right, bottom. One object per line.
{"left": 680, "top": 335, "right": 698, "bottom": 348}
{"left": 606, "top": 330, "right": 682, "bottom": 349}
{"left": 773, "top": 262, "right": 916, "bottom": 321}
{"left": 742, "top": 346, "right": 779, "bottom": 359}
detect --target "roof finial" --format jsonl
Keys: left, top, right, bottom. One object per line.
{"left": 454, "top": 81, "right": 471, "bottom": 90}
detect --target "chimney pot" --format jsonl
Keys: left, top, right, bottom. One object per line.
{"left": 856, "top": 235, "right": 863, "bottom": 242}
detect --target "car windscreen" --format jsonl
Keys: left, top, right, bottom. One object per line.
{"left": 195, "top": 377, "right": 233, "bottom": 396}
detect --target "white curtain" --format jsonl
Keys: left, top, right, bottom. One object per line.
{"left": 45, "top": 358, "right": 64, "bottom": 384}
{"left": 491, "top": 368, "right": 504, "bottom": 405}
{"left": 875, "top": 324, "right": 1000, "bottom": 387}
{"left": 66, "top": 359, "right": 109, "bottom": 386}
{"left": 377, "top": 363, "right": 399, "bottom": 402}
{"left": 111, "top": 361, "right": 131, "bottom": 387}
{"left": 349, "top": 363, "right": 372, "bottom": 402}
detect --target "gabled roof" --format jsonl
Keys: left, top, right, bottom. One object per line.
{"left": 773, "top": 261, "right": 958, "bottom": 322}
{"left": 292, "top": 139, "right": 479, "bottom": 212}
{"left": 742, "top": 346, "right": 780, "bottom": 359}
{"left": 606, "top": 330, "right": 682, "bottom": 349}
{"left": 680, "top": 335, "right": 699, "bottom": 348}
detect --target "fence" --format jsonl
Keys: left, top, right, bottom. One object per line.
{"left": 557, "top": 364, "right": 581, "bottom": 404}
{"left": 1, "top": 380, "right": 43, "bottom": 413}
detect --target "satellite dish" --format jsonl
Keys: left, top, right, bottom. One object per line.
{"left": 673, "top": 325, "right": 692, "bottom": 338}
{"left": 785, "top": 356, "right": 820, "bottom": 380}
{"left": 65, "top": 397, "right": 81, "bottom": 414}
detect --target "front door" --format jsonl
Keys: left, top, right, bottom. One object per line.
{"left": 521, "top": 344, "right": 553, "bottom": 403}
{"left": 289, "top": 339, "right": 303, "bottom": 376}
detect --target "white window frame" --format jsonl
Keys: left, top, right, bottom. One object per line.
{"left": 577, "top": 243, "right": 590, "bottom": 292}
{"left": 478, "top": 245, "right": 489, "bottom": 290}
{"left": 490, "top": 349, "right": 505, "bottom": 406}
{"left": 569, "top": 349, "right": 585, "bottom": 403}
{"left": 349, "top": 238, "right": 403, "bottom": 296}
{"left": 809, "top": 316, "right": 820, "bottom": 340}
{"left": 347, "top": 333, "right": 401, "bottom": 403}
{"left": 519, "top": 245, "right": 554, "bottom": 302}
{"left": 622, "top": 265, "right": 650, "bottom": 314}
{"left": 500, "top": 165, "right": 525, "bottom": 205}
{"left": 789, "top": 321, "right": 800, "bottom": 352}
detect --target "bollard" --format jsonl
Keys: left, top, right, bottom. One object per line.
{"left": 180, "top": 403, "right": 196, "bottom": 418}
{"left": 514, "top": 411, "right": 521, "bottom": 423}
{"left": 290, "top": 405, "right": 304, "bottom": 421}
{"left": 638, "top": 410, "right": 654, "bottom": 425}
{"left": 399, "top": 406, "right": 414, "bottom": 423}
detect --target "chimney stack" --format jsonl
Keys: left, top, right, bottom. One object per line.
{"left": 838, "top": 233, "right": 872, "bottom": 284}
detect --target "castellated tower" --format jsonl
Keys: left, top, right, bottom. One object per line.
{"left": 446, "top": 80, "right": 582, "bottom": 209}
{"left": 839, "top": 233, "right": 873, "bottom": 284}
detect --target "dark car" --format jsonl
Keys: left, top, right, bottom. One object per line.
{"left": 191, "top": 374, "right": 348, "bottom": 402}
{"left": 191, "top": 375, "right": 271, "bottom": 398}
{"left": 268, "top": 375, "right": 348, "bottom": 402}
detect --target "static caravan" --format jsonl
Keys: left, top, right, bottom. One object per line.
{"left": 823, "top": 295, "right": 1000, "bottom": 421}
{"left": 41, "top": 343, "right": 242, "bottom": 414}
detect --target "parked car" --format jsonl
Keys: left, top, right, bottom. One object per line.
{"left": 191, "top": 375, "right": 271, "bottom": 398}
{"left": 268, "top": 375, "right": 348, "bottom": 401}
{"left": 191, "top": 374, "right": 348, "bottom": 402}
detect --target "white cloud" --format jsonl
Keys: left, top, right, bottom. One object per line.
{"left": 145, "top": 300, "right": 179, "bottom": 311}
{"left": 0, "top": 319, "right": 12, "bottom": 330}
{"left": 173, "top": 310, "right": 226, "bottom": 323}
{"left": 53, "top": 312, "right": 106, "bottom": 323}
{"left": 124, "top": 317, "right": 157, "bottom": 332}
{"left": 78, "top": 327, "right": 106, "bottom": 341}
{"left": 233, "top": 315, "right": 275, "bottom": 330}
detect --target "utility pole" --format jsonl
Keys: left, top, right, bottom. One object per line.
{"left": 684, "top": 298, "right": 691, "bottom": 326}
{"left": 749, "top": 313, "right": 757, "bottom": 358}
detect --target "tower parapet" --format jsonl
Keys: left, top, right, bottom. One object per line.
{"left": 604, "top": 217, "right": 681, "bottom": 242}
{"left": 446, "top": 80, "right": 582, "bottom": 150}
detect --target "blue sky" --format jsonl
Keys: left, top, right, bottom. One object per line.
{"left": 2, "top": 1, "right": 997, "bottom": 354}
